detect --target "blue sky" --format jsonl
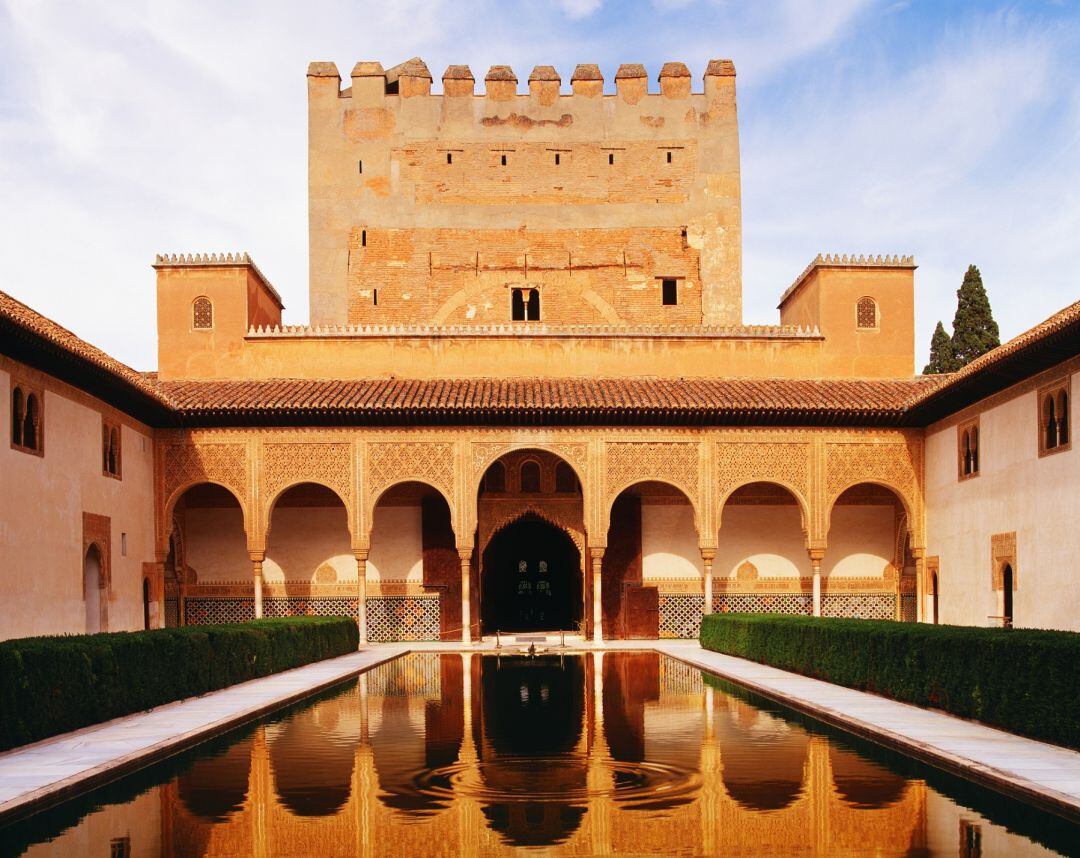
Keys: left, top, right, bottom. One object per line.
{"left": 1, "top": 0, "right": 1078, "bottom": 370}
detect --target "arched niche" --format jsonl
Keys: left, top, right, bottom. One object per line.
{"left": 264, "top": 482, "right": 353, "bottom": 589}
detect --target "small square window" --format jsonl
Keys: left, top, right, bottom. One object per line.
{"left": 661, "top": 279, "right": 678, "bottom": 306}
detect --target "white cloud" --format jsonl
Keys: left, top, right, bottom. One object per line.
{"left": 558, "top": 0, "right": 603, "bottom": 19}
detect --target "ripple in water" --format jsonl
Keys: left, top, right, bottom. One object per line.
{"left": 409, "top": 755, "right": 703, "bottom": 810}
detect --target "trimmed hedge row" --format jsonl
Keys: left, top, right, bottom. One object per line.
{"left": 0, "top": 616, "right": 358, "bottom": 751}
{"left": 700, "top": 613, "right": 1080, "bottom": 748}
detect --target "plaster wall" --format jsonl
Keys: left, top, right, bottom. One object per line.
{"left": 923, "top": 790, "right": 1057, "bottom": 857}
{"left": 823, "top": 505, "right": 894, "bottom": 578}
{"left": 715, "top": 505, "right": 810, "bottom": 578}
{"left": 924, "top": 366, "right": 1079, "bottom": 631}
{"left": 0, "top": 363, "right": 156, "bottom": 641}
{"left": 641, "top": 503, "right": 702, "bottom": 579}
{"left": 23, "top": 787, "right": 162, "bottom": 858}
{"left": 368, "top": 504, "right": 424, "bottom": 581}
{"left": 184, "top": 506, "right": 248, "bottom": 582}
{"left": 264, "top": 506, "right": 354, "bottom": 583}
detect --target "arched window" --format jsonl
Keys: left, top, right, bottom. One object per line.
{"left": 511, "top": 289, "right": 525, "bottom": 321}
{"left": 192, "top": 296, "right": 213, "bottom": 330}
{"left": 520, "top": 460, "right": 541, "bottom": 493}
{"left": 11, "top": 386, "right": 24, "bottom": 447}
{"left": 555, "top": 462, "right": 578, "bottom": 493}
{"left": 526, "top": 288, "right": 540, "bottom": 321}
{"left": 958, "top": 418, "right": 979, "bottom": 479}
{"left": 484, "top": 461, "right": 506, "bottom": 493}
{"left": 511, "top": 288, "right": 540, "bottom": 322}
{"left": 1058, "top": 391, "right": 1069, "bottom": 445}
{"left": 1039, "top": 382, "right": 1071, "bottom": 454}
{"left": 1044, "top": 395, "right": 1057, "bottom": 450}
{"left": 856, "top": 296, "right": 878, "bottom": 329}
{"left": 22, "top": 393, "right": 39, "bottom": 451}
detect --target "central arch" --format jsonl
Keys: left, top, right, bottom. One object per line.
{"left": 481, "top": 515, "right": 582, "bottom": 633}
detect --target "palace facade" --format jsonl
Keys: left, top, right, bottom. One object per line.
{"left": 1, "top": 58, "right": 1077, "bottom": 642}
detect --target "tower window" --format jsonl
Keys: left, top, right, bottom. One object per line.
{"left": 608, "top": 153, "right": 614, "bottom": 165}
{"left": 192, "top": 296, "right": 213, "bottom": 330}
{"left": 511, "top": 288, "right": 540, "bottom": 321}
{"left": 501, "top": 154, "right": 507, "bottom": 166}
{"left": 361, "top": 229, "right": 367, "bottom": 247}
{"left": 358, "top": 160, "right": 363, "bottom": 174}
{"left": 666, "top": 151, "right": 672, "bottom": 164}
{"left": 447, "top": 152, "right": 452, "bottom": 164}
{"left": 373, "top": 289, "right": 378, "bottom": 306}
{"left": 661, "top": 278, "right": 678, "bottom": 306}
{"left": 857, "top": 296, "right": 878, "bottom": 329}
{"left": 554, "top": 153, "right": 560, "bottom": 165}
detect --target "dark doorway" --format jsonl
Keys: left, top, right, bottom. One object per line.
{"left": 931, "top": 572, "right": 939, "bottom": 625}
{"left": 1002, "top": 564, "right": 1013, "bottom": 627}
{"left": 482, "top": 516, "right": 581, "bottom": 633}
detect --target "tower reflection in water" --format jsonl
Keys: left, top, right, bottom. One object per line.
{"left": 16, "top": 652, "right": 1072, "bottom": 857}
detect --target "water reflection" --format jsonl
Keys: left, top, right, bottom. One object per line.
{"left": 11, "top": 652, "right": 1077, "bottom": 857}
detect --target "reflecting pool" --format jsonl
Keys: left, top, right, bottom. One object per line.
{"left": 5, "top": 652, "right": 1077, "bottom": 856}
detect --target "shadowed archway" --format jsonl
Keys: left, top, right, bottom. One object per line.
{"left": 482, "top": 515, "right": 582, "bottom": 633}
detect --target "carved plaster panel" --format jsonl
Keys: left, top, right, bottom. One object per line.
{"left": 262, "top": 441, "right": 352, "bottom": 505}
{"left": 163, "top": 442, "right": 248, "bottom": 511}
{"left": 604, "top": 441, "right": 700, "bottom": 509}
{"left": 367, "top": 441, "right": 455, "bottom": 505}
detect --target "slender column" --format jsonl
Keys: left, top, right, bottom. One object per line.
{"left": 250, "top": 552, "right": 264, "bottom": 619}
{"left": 459, "top": 548, "right": 473, "bottom": 644}
{"left": 912, "top": 548, "right": 926, "bottom": 623}
{"left": 590, "top": 548, "right": 605, "bottom": 643}
{"left": 809, "top": 548, "right": 825, "bottom": 617}
{"left": 700, "top": 548, "right": 715, "bottom": 618}
{"left": 354, "top": 551, "right": 368, "bottom": 645}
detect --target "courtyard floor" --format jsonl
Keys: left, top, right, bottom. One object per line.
{"left": 0, "top": 639, "right": 1077, "bottom": 826}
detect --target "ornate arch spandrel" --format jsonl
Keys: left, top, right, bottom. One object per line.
{"left": 478, "top": 502, "right": 586, "bottom": 556}
{"left": 364, "top": 441, "right": 458, "bottom": 539}
{"left": 160, "top": 442, "right": 251, "bottom": 550}
{"left": 602, "top": 441, "right": 702, "bottom": 531}
{"left": 714, "top": 441, "right": 812, "bottom": 537}
{"left": 823, "top": 439, "right": 923, "bottom": 544}
{"left": 259, "top": 442, "right": 355, "bottom": 540}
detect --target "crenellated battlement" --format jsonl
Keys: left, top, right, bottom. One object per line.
{"left": 780, "top": 254, "right": 917, "bottom": 307}
{"left": 307, "top": 57, "right": 735, "bottom": 103}
{"left": 245, "top": 321, "right": 820, "bottom": 339}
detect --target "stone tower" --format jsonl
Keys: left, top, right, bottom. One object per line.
{"left": 306, "top": 58, "right": 742, "bottom": 327}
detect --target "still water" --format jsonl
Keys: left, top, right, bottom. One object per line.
{"left": 5, "top": 652, "right": 1077, "bottom": 857}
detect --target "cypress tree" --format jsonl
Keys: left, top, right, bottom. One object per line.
{"left": 923, "top": 321, "right": 955, "bottom": 374}
{"left": 950, "top": 265, "right": 1000, "bottom": 367}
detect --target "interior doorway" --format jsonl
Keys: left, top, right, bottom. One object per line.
{"left": 482, "top": 516, "right": 582, "bottom": 633}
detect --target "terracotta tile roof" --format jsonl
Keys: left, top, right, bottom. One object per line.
{"left": 910, "top": 295, "right": 1080, "bottom": 422}
{"left": 0, "top": 289, "right": 170, "bottom": 416}
{"left": 158, "top": 376, "right": 938, "bottom": 426}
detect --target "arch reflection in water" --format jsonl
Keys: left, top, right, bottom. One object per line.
{"left": 40, "top": 651, "right": 1067, "bottom": 857}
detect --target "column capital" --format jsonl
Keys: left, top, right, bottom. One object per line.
{"left": 807, "top": 547, "right": 826, "bottom": 564}
{"left": 909, "top": 546, "right": 926, "bottom": 561}
{"left": 248, "top": 551, "right": 265, "bottom": 564}
{"left": 589, "top": 547, "right": 606, "bottom": 562}
{"left": 457, "top": 546, "right": 473, "bottom": 563}
{"left": 699, "top": 547, "right": 716, "bottom": 562}
{"left": 353, "top": 549, "right": 369, "bottom": 562}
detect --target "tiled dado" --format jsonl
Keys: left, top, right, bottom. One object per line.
{"left": 183, "top": 595, "right": 441, "bottom": 641}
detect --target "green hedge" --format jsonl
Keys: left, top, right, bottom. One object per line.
{"left": 0, "top": 617, "right": 358, "bottom": 751}
{"left": 700, "top": 613, "right": 1080, "bottom": 748}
